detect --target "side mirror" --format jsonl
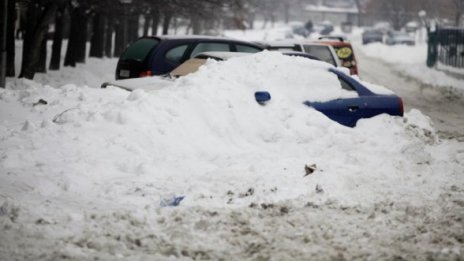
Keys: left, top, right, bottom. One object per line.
{"left": 255, "top": 91, "right": 271, "bottom": 105}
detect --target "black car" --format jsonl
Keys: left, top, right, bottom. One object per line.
{"left": 362, "top": 29, "right": 383, "bottom": 44}
{"left": 116, "top": 35, "right": 264, "bottom": 80}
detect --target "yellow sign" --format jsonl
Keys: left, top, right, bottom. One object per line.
{"left": 336, "top": 47, "right": 352, "bottom": 59}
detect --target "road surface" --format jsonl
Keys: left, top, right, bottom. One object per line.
{"left": 356, "top": 48, "right": 464, "bottom": 141}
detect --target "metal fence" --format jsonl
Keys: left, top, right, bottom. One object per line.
{"left": 427, "top": 27, "right": 464, "bottom": 68}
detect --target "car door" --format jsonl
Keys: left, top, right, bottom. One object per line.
{"left": 305, "top": 97, "right": 366, "bottom": 127}
{"left": 304, "top": 70, "right": 375, "bottom": 127}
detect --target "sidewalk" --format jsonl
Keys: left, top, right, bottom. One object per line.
{"left": 436, "top": 62, "right": 464, "bottom": 80}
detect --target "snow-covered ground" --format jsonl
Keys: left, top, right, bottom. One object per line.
{"left": 349, "top": 28, "right": 464, "bottom": 91}
{"left": 1, "top": 27, "right": 463, "bottom": 260}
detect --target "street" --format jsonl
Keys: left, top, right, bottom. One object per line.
{"left": 357, "top": 47, "right": 464, "bottom": 141}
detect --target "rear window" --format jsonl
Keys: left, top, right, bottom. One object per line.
{"left": 303, "top": 45, "right": 336, "bottom": 66}
{"left": 121, "top": 38, "right": 160, "bottom": 61}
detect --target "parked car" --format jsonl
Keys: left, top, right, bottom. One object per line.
{"left": 362, "top": 28, "right": 384, "bottom": 44}
{"left": 257, "top": 41, "right": 341, "bottom": 67}
{"left": 289, "top": 22, "right": 310, "bottom": 37}
{"left": 385, "top": 31, "right": 415, "bottom": 46}
{"left": 314, "top": 21, "right": 334, "bottom": 35}
{"left": 194, "top": 51, "right": 320, "bottom": 62}
{"left": 404, "top": 21, "right": 419, "bottom": 33}
{"left": 314, "top": 36, "right": 359, "bottom": 75}
{"left": 115, "top": 35, "right": 264, "bottom": 80}
{"left": 104, "top": 52, "right": 403, "bottom": 127}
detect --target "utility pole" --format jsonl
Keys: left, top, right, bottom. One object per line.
{"left": 0, "top": 0, "right": 8, "bottom": 88}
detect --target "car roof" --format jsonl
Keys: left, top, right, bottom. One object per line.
{"left": 154, "top": 35, "right": 231, "bottom": 40}
{"left": 143, "top": 35, "right": 257, "bottom": 43}
{"left": 258, "top": 40, "right": 336, "bottom": 48}
{"left": 314, "top": 40, "right": 352, "bottom": 48}
{"left": 137, "top": 35, "right": 264, "bottom": 50}
{"left": 193, "top": 51, "right": 251, "bottom": 61}
{"left": 281, "top": 51, "right": 320, "bottom": 61}
{"left": 318, "top": 35, "right": 348, "bottom": 42}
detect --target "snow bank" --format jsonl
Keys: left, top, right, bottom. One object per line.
{"left": 1, "top": 47, "right": 463, "bottom": 260}
{"left": 1, "top": 52, "right": 460, "bottom": 208}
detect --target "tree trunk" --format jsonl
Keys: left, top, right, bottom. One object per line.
{"left": 90, "top": 12, "right": 104, "bottom": 58}
{"left": 114, "top": 18, "right": 124, "bottom": 57}
{"left": 284, "top": 3, "right": 290, "bottom": 23}
{"left": 76, "top": 12, "right": 87, "bottom": 63}
{"left": 143, "top": 14, "right": 151, "bottom": 36}
{"left": 353, "top": 0, "right": 362, "bottom": 26}
{"left": 105, "top": 15, "right": 114, "bottom": 57}
{"left": 36, "top": 36, "right": 47, "bottom": 73}
{"left": 162, "top": 14, "right": 171, "bottom": 35}
{"left": 19, "top": 2, "right": 57, "bottom": 79}
{"left": 152, "top": 10, "right": 159, "bottom": 35}
{"left": 191, "top": 16, "right": 201, "bottom": 35}
{"left": 19, "top": 3, "right": 38, "bottom": 78}
{"left": 64, "top": 7, "right": 80, "bottom": 67}
{"left": 129, "top": 14, "right": 138, "bottom": 42}
{"left": 6, "top": 0, "right": 16, "bottom": 77}
{"left": 49, "top": 5, "right": 65, "bottom": 70}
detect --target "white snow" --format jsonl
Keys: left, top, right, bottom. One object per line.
{"left": 1, "top": 29, "right": 464, "bottom": 260}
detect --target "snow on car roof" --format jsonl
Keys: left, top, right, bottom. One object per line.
{"left": 108, "top": 51, "right": 394, "bottom": 100}
{"left": 174, "top": 51, "right": 356, "bottom": 103}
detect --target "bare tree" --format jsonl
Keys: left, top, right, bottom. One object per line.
{"left": 19, "top": 0, "right": 62, "bottom": 79}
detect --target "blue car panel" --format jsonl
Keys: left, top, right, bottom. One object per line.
{"left": 303, "top": 69, "right": 403, "bottom": 127}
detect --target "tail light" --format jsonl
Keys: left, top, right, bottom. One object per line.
{"left": 139, "top": 70, "right": 152, "bottom": 77}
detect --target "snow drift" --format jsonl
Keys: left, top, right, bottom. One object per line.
{"left": 1, "top": 52, "right": 463, "bottom": 260}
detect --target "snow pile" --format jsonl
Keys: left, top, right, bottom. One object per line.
{"left": 1, "top": 52, "right": 463, "bottom": 259}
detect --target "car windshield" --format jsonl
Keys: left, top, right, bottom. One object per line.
{"left": 303, "top": 45, "right": 335, "bottom": 66}
{"left": 121, "top": 38, "right": 160, "bottom": 61}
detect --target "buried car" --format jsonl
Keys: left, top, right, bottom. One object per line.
{"left": 104, "top": 52, "right": 403, "bottom": 127}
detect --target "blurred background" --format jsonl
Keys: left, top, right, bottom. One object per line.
{"left": 0, "top": 0, "right": 463, "bottom": 81}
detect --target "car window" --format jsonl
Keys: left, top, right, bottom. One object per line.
{"left": 190, "top": 43, "right": 231, "bottom": 58}
{"left": 121, "top": 38, "right": 160, "bottom": 61}
{"left": 337, "top": 76, "right": 355, "bottom": 91}
{"left": 302, "top": 45, "right": 336, "bottom": 66}
{"left": 165, "top": 44, "right": 189, "bottom": 63}
{"left": 268, "top": 47, "right": 296, "bottom": 51}
{"left": 235, "top": 44, "right": 261, "bottom": 53}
